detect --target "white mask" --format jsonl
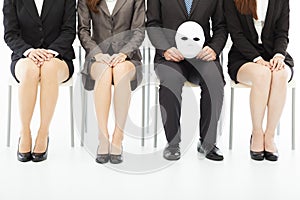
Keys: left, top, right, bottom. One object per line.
{"left": 175, "top": 21, "right": 205, "bottom": 59}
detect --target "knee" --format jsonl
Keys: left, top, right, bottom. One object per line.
{"left": 113, "top": 62, "right": 135, "bottom": 84}
{"left": 252, "top": 67, "right": 272, "bottom": 86}
{"left": 15, "top": 58, "right": 40, "bottom": 82}
{"left": 271, "top": 70, "right": 289, "bottom": 86}
{"left": 155, "top": 66, "right": 185, "bottom": 86}
{"left": 40, "top": 61, "right": 60, "bottom": 81}
{"left": 91, "top": 63, "right": 110, "bottom": 81}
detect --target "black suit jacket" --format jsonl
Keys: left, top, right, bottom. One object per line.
{"left": 224, "top": 0, "right": 294, "bottom": 67}
{"left": 3, "top": 0, "right": 76, "bottom": 62}
{"left": 146, "top": 0, "right": 228, "bottom": 58}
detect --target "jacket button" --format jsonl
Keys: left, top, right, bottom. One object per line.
{"left": 39, "top": 27, "right": 43, "bottom": 31}
{"left": 40, "top": 38, "right": 44, "bottom": 43}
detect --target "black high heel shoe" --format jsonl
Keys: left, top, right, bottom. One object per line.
{"left": 17, "top": 138, "right": 32, "bottom": 162}
{"left": 264, "top": 151, "right": 279, "bottom": 161}
{"left": 250, "top": 135, "right": 264, "bottom": 161}
{"left": 110, "top": 145, "right": 123, "bottom": 164}
{"left": 32, "top": 137, "right": 49, "bottom": 162}
{"left": 264, "top": 142, "right": 279, "bottom": 162}
{"left": 95, "top": 146, "right": 110, "bottom": 164}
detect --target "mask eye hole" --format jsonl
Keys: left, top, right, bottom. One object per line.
{"left": 193, "top": 37, "right": 200, "bottom": 41}
{"left": 181, "top": 37, "right": 188, "bottom": 41}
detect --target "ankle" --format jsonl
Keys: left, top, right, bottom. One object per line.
{"left": 20, "top": 129, "right": 31, "bottom": 137}
{"left": 38, "top": 128, "right": 49, "bottom": 138}
{"left": 252, "top": 130, "right": 264, "bottom": 137}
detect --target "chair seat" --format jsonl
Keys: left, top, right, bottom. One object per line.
{"left": 230, "top": 79, "right": 296, "bottom": 88}
{"left": 184, "top": 81, "right": 199, "bottom": 87}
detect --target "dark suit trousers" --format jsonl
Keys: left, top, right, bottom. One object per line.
{"left": 154, "top": 55, "right": 224, "bottom": 151}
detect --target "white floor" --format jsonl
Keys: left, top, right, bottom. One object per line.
{"left": 1, "top": 1, "right": 300, "bottom": 199}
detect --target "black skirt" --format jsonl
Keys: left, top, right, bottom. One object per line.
{"left": 11, "top": 56, "right": 74, "bottom": 83}
{"left": 228, "top": 50, "right": 294, "bottom": 83}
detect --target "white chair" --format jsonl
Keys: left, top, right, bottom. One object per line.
{"left": 229, "top": 79, "right": 296, "bottom": 150}
{"left": 6, "top": 76, "right": 74, "bottom": 147}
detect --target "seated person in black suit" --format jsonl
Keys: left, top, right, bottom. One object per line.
{"left": 3, "top": 0, "right": 76, "bottom": 162}
{"left": 225, "top": 0, "right": 294, "bottom": 161}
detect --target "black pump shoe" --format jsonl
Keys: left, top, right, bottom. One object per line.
{"left": 264, "top": 151, "right": 279, "bottom": 161}
{"left": 96, "top": 154, "right": 110, "bottom": 164}
{"left": 250, "top": 135, "right": 264, "bottom": 161}
{"left": 17, "top": 138, "right": 32, "bottom": 162}
{"left": 32, "top": 138, "right": 49, "bottom": 162}
{"left": 95, "top": 146, "right": 110, "bottom": 164}
{"left": 110, "top": 146, "right": 123, "bottom": 164}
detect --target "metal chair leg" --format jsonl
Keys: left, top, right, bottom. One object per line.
{"left": 229, "top": 87, "right": 234, "bottom": 150}
{"left": 146, "top": 48, "right": 151, "bottom": 140}
{"left": 81, "top": 89, "right": 86, "bottom": 147}
{"left": 154, "top": 85, "right": 158, "bottom": 148}
{"left": 70, "top": 86, "right": 74, "bottom": 147}
{"left": 141, "top": 84, "right": 145, "bottom": 146}
{"left": 7, "top": 85, "right": 12, "bottom": 147}
{"left": 292, "top": 87, "right": 295, "bottom": 150}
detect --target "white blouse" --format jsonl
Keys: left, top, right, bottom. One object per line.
{"left": 34, "top": 0, "right": 44, "bottom": 16}
{"left": 106, "top": 0, "right": 117, "bottom": 15}
{"left": 254, "top": 0, "right": 268, "bottom": 44}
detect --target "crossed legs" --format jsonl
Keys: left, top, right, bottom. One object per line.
{"left": 15, "top": 58, "right": 69, "bottom": 153}
{"left": 237, "top": 63, "right": 291, "bottom": 152}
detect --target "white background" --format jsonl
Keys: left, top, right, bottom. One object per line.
{"left": 0, "top": 0, "right": 300, "bottom": 200}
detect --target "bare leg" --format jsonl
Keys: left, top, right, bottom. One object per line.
{"left": 237, "top": 63, "right": 272, "bottom": 151}
{"left": 111, "top": 61, "right": 135, "bottom": 154}
{"left": 34, "top": 58, "right": 69, "bottom": 153}
{"left": 91, "top": 63, "right": 112, "bottom": 154}
{"left": 265, "top": 67, "right": 291, "bottom": 152}
{"left": 15, "top": 58, "right": 40, "bottom": 153}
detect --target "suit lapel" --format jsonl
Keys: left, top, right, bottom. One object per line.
{"left": 41, "top": 0, "right": 56, "bottom": 20}
{"left": 99, "top": 0, "right": 110, "bottom": 16}
{"left": 22, "top": 0, "right": 41, "bottom": 24}
{"left": 262, "top": 0, "right": 274, "bottom": 32}
{"left": 178, "top": 0, "right": 189, "bottom": 18}
{"left": 112, "top": 0, "right": 127, "bottom": 17}
{"left": 189, "top": 0, "right": 199, "bottom": 16}
{"left": 245, "top": 15, "right": 258, "bottom": 42}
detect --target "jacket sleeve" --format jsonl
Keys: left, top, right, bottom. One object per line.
{"left": 207, "top": 0, "right": 228, "bottom": 56}
{"left": 77, "top": 0, "right": 102, "bottom": 57}
{"left": 224, "top": 0, "right": 261, "bottom": 61}
{"left": 119, "top": 0, "right": 145, "bottom": 59}
{"left": 146, "top": 0, "right": 172, "bottom": 56}
{"left": 273, "top": 0, "right": 289, "bottom": 57}
{"left": 3, "top": 0, "right": 32, "bottom": 57}
{"left": 47, "top": 0, "right": 76, "bottom": 58}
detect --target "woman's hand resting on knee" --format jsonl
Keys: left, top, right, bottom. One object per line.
{"left": 94, "top": 53, "right": 111, "bottom": 66}
{"left": 109, "top": 53, "right": 127, "bottom": 67}
{"left": 28, "top": 49, "right": 54, "bottom": 67}
{"left": 255, "top": 58, "right": 271, "bottom": 69}
{"left": 270, "top": 55, "right": 285, "bottom": 71}
{"left": 94, "top": 52, "right": 127, "bottom": 68}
